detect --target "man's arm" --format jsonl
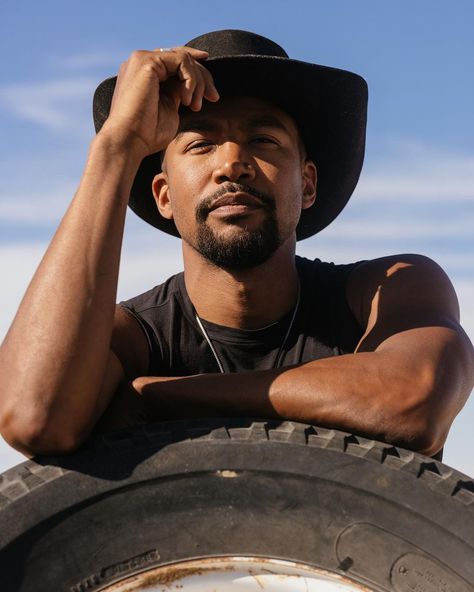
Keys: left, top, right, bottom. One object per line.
{"left": 104, "top": 254, "right": 474, "bottom": 457}
{"left": 0, "top": 47, "right": 218, "bottom": 456}
{"left": 0, "top": 136, "right": 137, "bottom": 455}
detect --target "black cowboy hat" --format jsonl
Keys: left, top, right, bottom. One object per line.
{"left": 93, "top": 29, "right": 368, "bottom": 240}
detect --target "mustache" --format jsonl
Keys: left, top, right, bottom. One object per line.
{"left": 195, "top": 183, "right": 275, "bottom": 222}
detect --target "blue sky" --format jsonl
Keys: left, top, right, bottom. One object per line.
{"left": 1, "top": 1, "right": 473, "bottom": 473}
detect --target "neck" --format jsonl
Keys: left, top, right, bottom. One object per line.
{"left": 183, "top": 237, "right": 299, "bottom": 329}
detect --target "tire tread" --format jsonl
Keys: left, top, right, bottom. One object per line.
{"left": 0, "top": 419, "right": 473, "bottom": 508}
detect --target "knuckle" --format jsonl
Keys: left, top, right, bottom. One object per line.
{"left": 199, "top": 62, "right": 212, "bottom": 79}
{"left": 186, "top": 76, "right": 196, "bottom": 89}
{"left": 129, "top": 49, "right": 147, "bottom": 60}
{"left": 195, "top": 75, "right": 205, "bottom": 90}
{"left": 181, "top": 52, "right": 193, "bottom": 66}
{"left": 142, "top": 61, "right": 156, "bottom": 74}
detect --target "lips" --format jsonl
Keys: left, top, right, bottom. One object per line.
{"left": 195, "top": 184, "right": 275, "bottom": 223}
{"left": 209, "top": 192, "right": 266, "bottom": 212}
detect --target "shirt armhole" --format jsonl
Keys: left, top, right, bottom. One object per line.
{"left": 114, "top": 304, "right": 155, "bottom": 377}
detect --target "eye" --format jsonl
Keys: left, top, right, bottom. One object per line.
{"left": 251, "top": 136, "right": 279, "bottom": 146}
{"left": 187, "top": 140, "right": 214, "bottom": 153}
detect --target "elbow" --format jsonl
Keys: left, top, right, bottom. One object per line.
{"left": 379, "top": 402, "right": 444, "bottom": 456}
{"left": 392, "top": 382, "right": 450, "bottom": 458}
{"left": 0, "top": 409, "right": 86, "bottom": 457}
{"left": 375, "top": 365, "right": 448, "bottom": 457}
{"left": 405, "top": 357, "right": 471, "bottom": 457}
{"left": 397, "top": 419, "right": 446, "bottom": 458}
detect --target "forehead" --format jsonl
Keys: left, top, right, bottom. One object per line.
{"left": 174, "top": 96, "right": 301, "bottom": 140}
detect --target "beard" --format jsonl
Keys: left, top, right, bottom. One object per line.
{"left": 196, "top": 214, "right": 280, "bottom": 269}
{"left": 193, "top": 183, "right": 281, "bottom": 270}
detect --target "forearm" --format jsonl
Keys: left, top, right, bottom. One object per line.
{"left": 0, "top": 133, "right": 143, "bottom": 451}
{"left": 124, "top": 330, "right": 470, "bottom": 457}
{"left": 119, "top": 359, "right": 426, "bottom": 452}
{"left": 149, "top": 361, "right": 411, "bottom": 438}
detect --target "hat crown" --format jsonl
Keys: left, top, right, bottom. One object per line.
{"left": 186, "top": 29, "right": 289, "bottom": 59}
{"left": 93, "top": 29, "right": 367, "bottom": 239}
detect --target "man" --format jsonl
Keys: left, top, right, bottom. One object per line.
{"left": 0, "top": 30, "right": 472, "bottom": 460}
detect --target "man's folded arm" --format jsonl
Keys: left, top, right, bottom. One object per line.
{"left": 115, "top": 254, "right": 473, "bottom": 457}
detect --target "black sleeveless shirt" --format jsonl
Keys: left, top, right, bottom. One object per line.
{"left": 120, "top": 256, "right": 364, "bottom": 376}
{"left": 120, "top": 256, "right": 443, "bottom": 461}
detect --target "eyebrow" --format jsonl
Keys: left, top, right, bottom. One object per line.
{"left": 174, "top": 114, "right": 292, "bottom": 142}
{"left": 246, "top": 115, "right": 292, "bottom": 134}
{"left": 174, "top": 117, "right": 220, "bottom": 141}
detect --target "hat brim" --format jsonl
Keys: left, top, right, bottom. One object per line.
{"left": 93, "top": 55, "right": 368, "bottom": 240}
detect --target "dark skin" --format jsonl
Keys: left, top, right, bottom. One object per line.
{"left": 98, "top": 97, "right": 473, "bottom": 456}
{"left": 98, "top": 254, "right": 472, "bottom": 456}
{"left": 0, "top": 46, "right": 472, "bottom": 458}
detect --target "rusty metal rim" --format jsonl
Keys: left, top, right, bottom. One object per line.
{"left": 100, "top": 556, "right": 374, "bottom": 591}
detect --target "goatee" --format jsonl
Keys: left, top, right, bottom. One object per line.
{"left": 194, "top": 183, "right": 280, "bottom": 270}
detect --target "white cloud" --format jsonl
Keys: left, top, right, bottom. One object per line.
{"left": 0, "top": 239, "right": 184, "bottom": 342}
{"left": 320, "top": 217, "right": 474, "bottom": 240}
{"left": 454, "top": 279, "right": 474, "bottom": 337}
{"left": 0, "top": 77, "right": 96, "bottom": 133}
{"left": 299, "top": 239, "right": 473, "bottom": 279}
{"left": 50, "top": 51, "right": 123, "bottom": 71}
{"left": 358, "top": 142, "right": 474, "bottom": 201}
{"left": 358, "top": 173, "right": 474, "bottom": 201}
{"left": 0, "top": 187, "right": 74, "bottom": 224}
{"left": 0, "top": 243, "right": 46, "bottom": 341}
{"left": 117, "top": 240, "right": 184, "bottom": 301}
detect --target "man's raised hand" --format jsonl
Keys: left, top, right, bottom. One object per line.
{"left": 100, "top": 46, "right": 220, "bottom": 158}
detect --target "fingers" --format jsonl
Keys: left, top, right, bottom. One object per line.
{"left": 151, "top": 46, "right": 220, "bottom": 111}
{"left": 105, "top": 45, "right": 220, "bottom": 155}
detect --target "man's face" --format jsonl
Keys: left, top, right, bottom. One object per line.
{"left": 153, "top": 96, "right": 316, "bottom": 269}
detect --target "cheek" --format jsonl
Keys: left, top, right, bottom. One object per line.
{"left": 166, "top": 157, "right": 211, "bottom": 206}
{"left": 274, "top": 164, "right": 305, "bottom": 203}
{"left": 273, "top": 166, "right": 307, "bottom": 230}
{"left": 163, "top": 172, "right": 206, "bottom": 237}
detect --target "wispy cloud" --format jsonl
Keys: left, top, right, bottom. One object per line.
{"left": 0, "top": 189, "right": 73, "bottom": 224}
{"left": 50, "top": 51, "right": 123, "bottom": 71}
{"left": 322, "top": 216, "right": 474, "bottom": 240}
{"left": 0, "top": 243, "right": 46, "bottom": 340}
{"left": 358, "top": 141, "right": 474, "bottom": 201}
{"left": 298, "top": 240, "right": 473, "bottom": 278}
{"left": 0, "top": 77, "right": 96, "bottom": 132}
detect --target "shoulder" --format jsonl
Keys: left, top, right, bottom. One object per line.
{"left": 346, "top": 253, "right": 460, "bottom": 333}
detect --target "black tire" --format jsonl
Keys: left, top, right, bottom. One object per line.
{"left": 0, "top": 418, "right": 473, "bottom": 591}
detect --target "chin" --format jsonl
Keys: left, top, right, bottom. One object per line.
{"left": 196, "top": 219, "right": 281, "bottom": 270}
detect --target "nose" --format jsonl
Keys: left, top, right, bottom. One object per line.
{"left": 212, "top": 142, "right": 256, "bottom": 184}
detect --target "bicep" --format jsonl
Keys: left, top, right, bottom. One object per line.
{"left": 347, "top": 254, "right": 474, "bottom": 424}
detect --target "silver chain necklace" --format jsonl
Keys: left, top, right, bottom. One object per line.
{"left": 195, "top": 282, "right": 301, "bottom": 373}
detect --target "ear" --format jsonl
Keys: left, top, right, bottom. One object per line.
{"left": 152, "top": 172, "right": 173, "bottom": 220}
{"left": 301, "top": 159, "right": 317, "bottom": 210}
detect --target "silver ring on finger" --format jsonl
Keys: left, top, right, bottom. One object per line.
{"left": 159, "top": 47, "right": 174, "bottom": 52}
